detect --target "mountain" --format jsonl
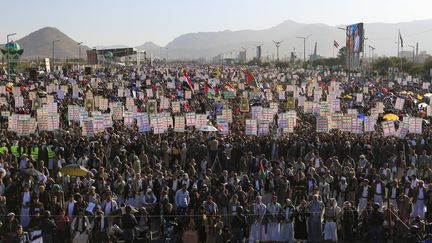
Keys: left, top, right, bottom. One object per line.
{"left": 9, "top": 19, "right": 432, "bottom": 61}
{"left": 138, "top": 19, "right": 432, "bottom": 60}
{"left": 13, "top": 27, "right": 90, "bottom": 59}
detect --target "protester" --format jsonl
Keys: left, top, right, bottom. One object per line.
{"left": 0, "top": 64, "right": 430, "bottom": 242}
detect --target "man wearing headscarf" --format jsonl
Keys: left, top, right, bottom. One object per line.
{"left": 249, "top": 195, "right": 266, "bottom": 243}
{"left": 280, "top": 198, "right": 295, "bottom": 243}
{"left": 412, "top": 180, "right": 427, "bottom": 219}
{"left": 357, "top": 179, "right": 371, "bottom": 215}
{"left": 324, "top": 198, "right": 341, "bottom": 242}
{"left": 308, "top": 194, "right": 324, "bottom": 243}
{"left": 70, "top": 209, "right": 91, "bottom": 243}
{"left": 265, "top": 195, "right": 281, "bottom": 241}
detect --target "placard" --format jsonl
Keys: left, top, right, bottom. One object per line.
{"left": 258, "top": 120, "right": 269, "bottom": 136}
{"left": 136, "top": 113, "right": 150, "bottom": 132}
{"left": 382, "top": 121, "right": 396, "bottom": 137}
{"left": 218, "top": 120, "right": 229, "bottom": 135}
{"left": 245, "top": 119, "right": 257, "bottom": 136}
{"left": 396, "top": 122, "right": 410, "bottom": 139}
{"left": 186, "top": 113, "right": 196, "bottom": 127}
{"left": 364, "top": 116, "right": 376, "bottom": 132}
{"left": 172, "top": 101, "right": 180, "bottom": 113}
{"left": 395, "top": 98, "right": 405, "bottom": 110}
{"left": 173, "top": 116, "right": 185, "bottom": 132}
{"left": 316, "top": 116, "right": 329, "bottom": 133}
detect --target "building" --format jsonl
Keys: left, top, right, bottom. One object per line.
{"left": 86, "top": 48, "right": 145, "bottom": 65}
{"left": 417, "top": 51, "right": 431, "bottom": 63}
{"left": 238, "top": 51, "right": 246, "bottom": 63}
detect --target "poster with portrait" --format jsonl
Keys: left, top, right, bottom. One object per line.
{"left": 240, "top": 98, "right": 249, "bottom": 112}
{"left": 346, "top": 23, "right": 364, "bottom": 53}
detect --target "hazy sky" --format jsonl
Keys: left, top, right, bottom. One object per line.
{"left": 1, "top": 0, "right": 431, "bottom": 47}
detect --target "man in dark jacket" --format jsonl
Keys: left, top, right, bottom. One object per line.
{"left": 39, "top": 211, "right": 57, "bottom": 243}
{"left": 368, "top": 202, "right": 384, "bottom": 242}
{"left": 122, "top": 205, "right": 138, "bottom": 243}
{"left": 92, "top": 210, "right": 109, "bottom": 243}
{"left": 231, "top": 206, "right": 248, "bottom": 243}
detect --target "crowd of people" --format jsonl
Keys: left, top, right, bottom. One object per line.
{"left": 0, "top": 63, "right": 431, "bottom": 243}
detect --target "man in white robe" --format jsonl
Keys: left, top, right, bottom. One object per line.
{"left": 249, "top": 196, "right": 266, "bottom": 243}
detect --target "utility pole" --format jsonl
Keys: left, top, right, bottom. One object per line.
{"left": 296, "top": 34, "right": 312, "bottom": 64}
{"left": 272, "top": 40, "right": 283, "bottom": 61}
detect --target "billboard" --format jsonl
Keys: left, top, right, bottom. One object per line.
{"left": 346, "top": 23, "right": 364, "bottom": 53}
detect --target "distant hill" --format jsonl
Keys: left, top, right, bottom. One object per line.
{"left": 12, "top": 27, "right": 90, "bottom": 59}
{"left": 8, "top": 19, "right": 432, "bottom": 61}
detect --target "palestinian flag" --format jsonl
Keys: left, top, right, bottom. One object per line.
{"left": 259, "top": 160, "right": 266, "bottom": 180}
{"left": 225, "top": 82, "right": 236, "bottom": 93}
{"left": 246, "top": 70, "right": 262, "bottom": 89}
{"left": 205, "top": 82, "right": 215, "bottom": 97}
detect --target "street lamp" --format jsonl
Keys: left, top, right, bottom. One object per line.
{"left": 6, "top": 33, "right": 16, "bottom": 78}
{"left": 369, "top": 45, "right": 375, "bottom": 63}
{"left": 52, "top": 40, "right": 60, "bottom": 64}
{"left": 296, "top": 34, "right": 312, "bottom": 64}
{"left": 77, "top": 42, "right": 83, "bottom": 69}
{"left": 408, "top": 44, "right": 415, "bottom": 62}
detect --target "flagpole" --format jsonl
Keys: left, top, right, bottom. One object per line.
{"left": 397, "top": 29, "right": 400, "bottom": 58}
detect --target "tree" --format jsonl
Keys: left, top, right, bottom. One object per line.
{"left": 422, "top": 57, "right": 432, "bottom": 80}
{"left": 338, "top": 47, "right": 347, "bottom": 68}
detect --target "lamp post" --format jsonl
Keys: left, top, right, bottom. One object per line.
{"left": 52, "top": 40, "right": 60, "bottom": 64}
{"left": 369, "top": 45, "right": 375, "bottom": 63}
{"left": 272, "top": 40, "right": 283, "bottom": 62}
{"left": 6, "top": 33, "right": 16, "bottom": 78}
{"left": 296, "top": 34, "right": 312, "bottom": 64}
{"left": 408, "top": 44, "right": 415, "bottom": 62}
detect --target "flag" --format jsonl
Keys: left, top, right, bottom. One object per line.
{"left": 183, "top": 103, "right": 190, "bottom": 112}
{"left": 258, "top": 160, "right": 266, "bottom": 179}
{"left": 247, "top": 71, "right": 254, "bottom": 83}
{"left": 205, "top": 82, "right": 215, "bottom": 97}
{"left": 399, "top": 30, "right": 403, "bottom": 48}
{"left": 334, "top": 40, "right": 340, "bottom": 48}
{"left": 217, "top": 124, "right": 224, "bottom": 132}
{"left": 225, "top": 82, "right": 236, "bottom": 93}
{"left": 183, "top": 70, "right": 193, "bottom": 91}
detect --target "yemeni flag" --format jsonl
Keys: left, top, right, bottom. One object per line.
{"left": 183, "top": 70, "right": 194, "bottom": 91}
{"left": 259, "top": 160, "right": 266, "bottom": 179}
